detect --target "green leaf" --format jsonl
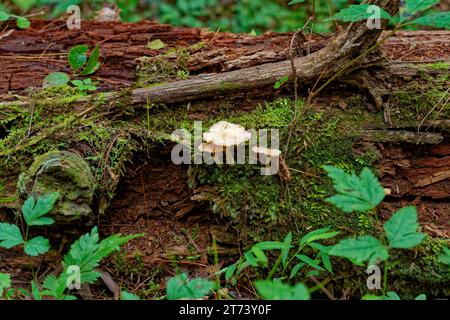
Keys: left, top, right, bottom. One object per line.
{"left": 296, "top": 254, "right": 323, "bottom": 271}
{"left": 326, "top": 4, "right": 392, "bottom": 22}
{"left": 254, "top": 280, "right": 310, "bottom": 300}
{"left": 24, "top": 236, "right": 50, "bottom": 256}
{"left": 244, "top": 251, "right": 259, "bottom": 267}
{"left": 121, "top": 291, "right": 141, "bottom": 300}
{"left": 288, "top": 0, "right": 307, "bottom": 5}
{"left": 0, "top": 223, "right": 24, "bottom": 249}
{"left": 11, "top": 0, "right": 36, "bottom": 11}
{"left": 415, "top": 294, "right": 427, "bottom": 300}
{"left": 43, "top": 72, "right": 70, "bottom": 88}
{"left": 253, "top": 241, "right": 284, "bottom": 250}
{"left": 80, "top": 45, "right": 101, "bottom": 76}
{"left": 251, "top": 247, "right": 268, "bottom": 266}
{"left": 329, "top": 235, "right": 388, "bottom": 265}
{"left": 324, "top": 166, "right": 385, "bottom": 213}
{"left": 63, "top": 227, "right": 140, "bottom": 284}
{"left": 384, "top": 291, "right": 401, "bottom": 300}
{"left": 300, "top": 227, "right": 340, "bottom": 246}
{"left": 320, "top": 252, "right": 333, "bottom": 273}
{"left": 68, "top": 45, "right": 88, "bottom": 71}
{"left": 384, "top": 206, "right": 425, "bottom": 249}
{"left": 289, "top": 262, "right": 305, "bottom": 279}
{"left": 403, "top": 0, "right": 439, "bottom": 16}
{"left": 31, "top": 280, "right": 42, "bottom": 300}
{"left": 438, "top": 247, "right": 450, "bottom": 265}
{"left": 147, "top": 39, "right": 166, "bottom": 50}
{"left": 361, "top": 294, "right": 385, "bottom": 300}
{"left": 410, "top": 12, "right": 450, "bottom": 29}
{"left": 0, "top": 11, "right": 10, "bottom": 21}
{"left": 22, "top": 192, "right": 59, "bottom": 226}
{"left": 0, "top": 273, "right": 11, "bottom": 295}
{"left": 16, "top": 17, "right": 30, "bottom": 29}
{"left": 166, "top": 273, "right": 215, "bottom": 300}
{"left": 281, "top": 232, "right": 292, "bottom": 267}
{"left": 223, "top": 262, "right": 238, "bottom": 281}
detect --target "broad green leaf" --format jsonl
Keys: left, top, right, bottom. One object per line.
{"left": 121, "top": 291, "right": 141, "bottom": 300}
{"left": 166, "top": 273, "right": 215, "bottom": 300}
{"left": 288, "top": 0, "right": 307, "bottom": 5}
{"left": 326, "top": 4, "right": 392, "bottom": 22}
{"left": 16, "top": 17, "right": 30, "bottom": 29}
{"left": 253, "top": 241, "right": 284, "bottom": 250}
{"left": 300, "top": 227, "right": 340, "bottom": 246}
{"left": 41, "top": 274, "right": 71, "bottom": 300}
{"left": 244, "top": 251, "right": 259, "bottom": 267}
{"left": 403, "top": 0, "right": 439, "bottom": 16}
{"left": 281, "top": 232, "right": 292, "bottom": 267}
{"left": 410, "top": 12, "right": 450, "bottom": 29}
{"left": 0, "top": 11, "right": 10, "bottom": 21}
{"left": 438, "top": 247, "right": 450, "bottom": 265}
{"left": 80, "top": 45, "right": 101, "bottom": 76}
{"left": 296, "top": 254, "right": 323, "bottom": 271}
{"left": 361, "top": 294, "right": 384, "bottom": 300}
{"left": 329, "top": 235, "right": 388, "bottom": 265}
{"left": 0, "top": 223, "right": 24, "bottom": 249}
{"left": 224, "top": 262, "right": 238, "bottom": 280}
{"left": 324, "top": 166, "right": 385, "bottom": 213}
{"left": 43, "top": 72, "right": 70, "bottom": 88}
{"left": 147, "top": 39, "right": 165, "bottom": 50}
{"left": 24, "top": 236, "right": 50, "bottom": 256}
{"left": 31, "top": 280, "right": 42, "bottom": 300}
{"left": 415, "top": 294, "right": 427, "bottom": 300}
{"left": 22, "top": 193, "right": 59, "bottom": 226}
{"left": 0, "top": 273, "right": 11, "bottom": 295}
{"left": 254, "top": 280, "right": 310, "bottom": 300}
{"left": 68, "top": 45, "right": 88, "bottom": 71}
{"left": 384, "top": 291, "right": 401, "bottom": 300}
{"left": 384, "top": 206, "right": 425, "bottom": 249}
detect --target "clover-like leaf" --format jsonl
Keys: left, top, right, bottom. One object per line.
{"left": 16, "top": 17, "right": 30, "bottom": 29}
{"left": 384, "top": 206, "right": 425, "bottom": 249}
{"left": 22, "top": 192, "right": 59, "bottom": 226}
{"left": 326, "top": 4, "right": 392, "bottom": 22}
{"left": 166, "top": 273, "right": 215, "bottom": 300}
{"left": 0, "top": 11, "right": 10, "bottom": 21}
{"left": 254, "top": 280, "right": 310, "bottom": 300}
{"left": 68, "top": 45, "right": 88, "bottom": 72}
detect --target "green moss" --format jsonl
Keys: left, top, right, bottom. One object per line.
{"left": 419, "top": 61, "right": 450, "bottom": 71}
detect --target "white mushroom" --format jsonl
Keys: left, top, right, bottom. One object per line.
{"left": 251, "top": 146, "right": 281, "bottom": 157}
{"left": 203, "top": 121, "right": 251, "bottom": 147}
{"left": 198, "top": 142, "right": 224, "bottom": 154}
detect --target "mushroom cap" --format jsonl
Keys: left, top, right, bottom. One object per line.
{"left": 198, "top": 142, "right": 224, "bottom": 153}
{"left": 203, "top": 121, "right": 251, "bottom": 147}
{"left": 251, "top": 146, "right": 281, "bottom": 157}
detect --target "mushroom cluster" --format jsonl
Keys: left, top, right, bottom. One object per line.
{"left": 199, "top": 121, "right": 251, "bottom": 164}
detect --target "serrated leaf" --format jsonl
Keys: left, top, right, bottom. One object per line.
{"left": 147, "top": 39, "right": 165, "bottom": 50}
{"left": 324, "top": 166, "right": 385, "bottom": 213}
{"left": 68, "top": 45, "right": 88, "bottom": 71}
{"left": 31, "top": 280, "right": 42, "bottom": 300}
{"left": 300, "top": 227, "right": 340, "bottom": 246}
{"left": 438, "top": 247, "right": 450, "bottom": 265}
{"left": 410, "top": 11, "right": 450, "bottom": 29}
{"left": 0, "top": 223, "right": 24, "bottom": 249}
{"left": 326, "top": 4, "right": 392, "bottom": 22}
{"left": 43, "top": 72, "right": 70, "bottom": 88}
{"left": 121, "top": 291, "right": 141, "bottom": 300}
{"left": 24, "top": 236, "right": 50, "bottom": 256}
{"left": 384, "top": 206, "right": 425, "bottom": 249}
{"left": 329, "top": 235, "right": 388, "bottom": 265}
{"left": 80, "top": 45, "right": 101, "bottom": 76}
{"left": 0, "top": 273, "right": 11, "bottom": 295}
{"left": 403, "top": 0, "right": 439, "bottom": 16}
{"left": 0, "top": 11, "right": 10, "bottom": 21}
{"left": 22, "top": 193, "right": 59, "bottom": 226}
{"left": 16, "top": 17, "right": 30, "bottom": 29}
{"left": 63, "top": 227, "right": 140, "bottom": 284}
{"left": 296, "top": 254, "right": 323, "bottom": 271}
{"left": 384, "top": 291, "right": 401, "bottom": 300}
{"left": 166, "top": 273, "right": 215, "bottom": 300}
{"left": 254, "top": 280, "right": 310, "bottom": 300}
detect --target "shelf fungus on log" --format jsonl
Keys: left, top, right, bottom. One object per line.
{"left": 17, "top": 150, "right": 96, "bottom": 223}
